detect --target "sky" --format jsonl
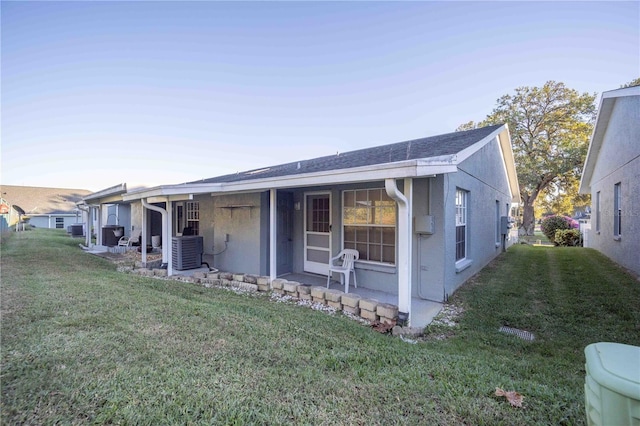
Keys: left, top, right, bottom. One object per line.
{"left": 2, "top": 1, "right": 638, "bottom": 193}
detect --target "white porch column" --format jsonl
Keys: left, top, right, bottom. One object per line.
{"left": 76, "top": 204, "right": 91, "bottom": 247}
{"left": 141, "top": 199, "right": 170, "bottom": 274}
{"left": 141, "top": 202, "right": 147, "bottom": 267}
{"left": 385, "top": 178, "right": 413, "bottom": 325}
{"left": 96, "top": 206, "right": 103, "bottom": 246}
{"left": 165, "top": 198, "right": 173, "bottom": 276}
{"left": 269, "top": 189, "right": 277, "bottom": 281}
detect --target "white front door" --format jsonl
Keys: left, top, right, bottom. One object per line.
{"left": 304, "top": 192, "right": 331, "bottom": 275}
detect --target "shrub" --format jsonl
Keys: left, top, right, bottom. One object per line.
{"left": 554, "top": 229, "right": 582, "bottom": 247}
{"left": 541, "top": 215, "right": 578, "bottom": 241}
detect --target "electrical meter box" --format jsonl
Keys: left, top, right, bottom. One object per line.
{"left": 500, "top": 216, "right": 513, "bottom": 235}
{"left": 415, "top": 215, "right": 435, "bottom": 234}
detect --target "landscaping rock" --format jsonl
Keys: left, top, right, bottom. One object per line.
{"left": 323, "top": 288, "right": 343, "bottom": 303}
{"left": 271, "top": 279, "right": 286, "bottom": 290}
{"left": 376, "top": 303, "right": 399, "bottom": 319}
{"left": 310, "top": 286, "right": 326, "bottom": 299}
{"left": 360, "top": 309, "right": 379, "bottom": 322}
{"left": 283, "top": 281, "right": 299, "bottom": 294}
{"left": 359, "top": 298, "right": 380, "bottom": 312}
{"left": 341, "top": 293, "right": 361, "bottom": 308}
{"left": 243, "top": 274, "right": 259, "bottom": 284}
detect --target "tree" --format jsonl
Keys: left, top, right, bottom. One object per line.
{"left": 455, "top": 121, "right": 479, "bottom": 131}
{"left": 535, "top": 175, "right": 591, "bottom": 218}
{"left": 621, "top": 77, "right": 640, "bottom": 88}
{"left": 476, "top": 81, "right": 596, "bottom": 235}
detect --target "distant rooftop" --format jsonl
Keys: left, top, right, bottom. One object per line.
{"left": 1, "top": 185, "right": 91, "bottom": 215}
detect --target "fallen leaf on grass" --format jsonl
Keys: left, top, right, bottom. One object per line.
{"left": 495, "top": 387, "right": 524, "bottom": 408}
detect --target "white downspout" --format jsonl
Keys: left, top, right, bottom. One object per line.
{"left": 269, "top": 189, "right": 277, "bottom": 281}
{"left": 385, "top": 178, "right": 413, "bottom": 326}
{"left": 141, "top": 198, "right": 172, "bottom": 276}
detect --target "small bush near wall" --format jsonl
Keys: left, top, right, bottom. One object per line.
{"left": 554, "top": 229, "right": 582, "bottom": 247}
{"left": 541, "top": 215, "right": 578, "bottom": 242}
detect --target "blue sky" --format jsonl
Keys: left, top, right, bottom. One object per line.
{"left": 2, "top": 1, "right": 638, "bottom": 192}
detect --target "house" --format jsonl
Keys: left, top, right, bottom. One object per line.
{"left": 0, "top": 185, "right": 91, "bottom": 230}
{"left": 579, "top": 86, "right": 640, "bottom": 276}
{"left": 84, "top": 124, "right": 519, "bottom": 325}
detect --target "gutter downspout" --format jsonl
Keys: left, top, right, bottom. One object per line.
{"left": 141, "top": 198, "right": 172, "bottom": 276}
{"left": 385, "top": 178, "right": 413, "bottom": 326}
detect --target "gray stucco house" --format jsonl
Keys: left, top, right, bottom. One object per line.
{"left": 579, "top": 86, "right": 640, "bottom": 276}
{"left": 82, "top": 124, "right": 519, "bottom": 325}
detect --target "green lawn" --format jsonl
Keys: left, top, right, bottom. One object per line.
{"left": 2, "top": 229, "right": 639, "bottom": 425}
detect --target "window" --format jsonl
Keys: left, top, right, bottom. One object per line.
{"left": 614, "top": 183, "right": 621, "bottom": 237}
{"left": 175, "top": 204, "right": 184, "bottom": 234}
{"left": 308, "top": 195, "right": 330, "bottom": 233}
{"left": 55, "top": 217, "right": 64, "bottom": 229}
{"left": 186, "top": 201, "right": 200, "bottom": 235}
{"left": 455, "top": 189, "right": 468, "bottom": 261}
{"left": 595, "top": 191, "right": 601, "bottom": 233}
{"left": 343, "top": 188, "right": 396, "bottom": 264}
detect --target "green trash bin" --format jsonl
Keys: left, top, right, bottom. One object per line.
{"left": 584, "top": 342, "right": 640, "bottom": 426}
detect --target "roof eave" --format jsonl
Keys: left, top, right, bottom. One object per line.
{"left": 122, "top": 159, "right": 459, "bottom": 200}
{"left": 82, "top": 183, "right": 128, "bottom": 204}
{"left": 122, "top": 183, "right": 224, "bottom": 202}
{"left": 579, "top": 86, "right": 640, "bottom": 194}
{"left": 208, "top": 158, "right": 458, "bottom": 194}
{"left": 458, "top": 124, "right": 520, "bottom": 202}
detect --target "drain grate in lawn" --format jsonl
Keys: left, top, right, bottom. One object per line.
{"left": 499, "top": 326, "right": 535, "bottom": 341}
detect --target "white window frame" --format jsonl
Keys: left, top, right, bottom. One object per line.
{"left": 614, "top": 183, "right": 621, "bottom": 239}
{"left": 495, "top": 200, "right": 501, "bottom": 247}
{"left": 186, "top": 201, "right": 200, "bottom": 236}
{"left": 595, "top": 191, "right": 601, "bottom": 233}
{"left": 342, "top": 188, "right": 396, "bottom": 265}
{"left": 455, "top": 189, "right": 468, "bottom": 263}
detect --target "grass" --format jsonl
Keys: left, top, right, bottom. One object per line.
{"left": 518, "top": 226, "right": 553, "bottom": 245}
{"left": 2, "top": 229, "right": 639, "bottom": 425}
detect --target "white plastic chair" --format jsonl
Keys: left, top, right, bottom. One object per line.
{"left": 326, "top": 249, "right": 359, "bottom": 293}
{"left": 118, "top": 229, "right": 141, "bottom": 248}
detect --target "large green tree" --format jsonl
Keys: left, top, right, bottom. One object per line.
{"left": 467, "top": 81, "right": 596, "bottom": 235}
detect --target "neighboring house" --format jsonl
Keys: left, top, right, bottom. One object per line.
{"left": 86, "top": 124, "right": 519, "bottom": 325}
{"left": 78, "top": 183, "right": 133, "bottom": 248}
{"left": 579, "top": 86, "right": 640, "bottom": 276}
{"left": 0, "top": 185, "right": 91, "bottom": 230}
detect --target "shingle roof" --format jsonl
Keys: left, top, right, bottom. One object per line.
{"left": 191, "top": 125, "right": 502, "bottom": 184}
{"left": 0, "top": 185, "right": 92, "bottom": 215}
